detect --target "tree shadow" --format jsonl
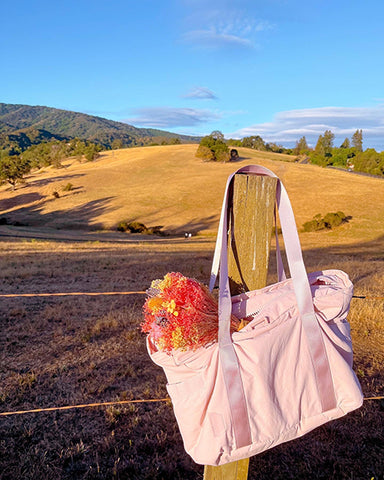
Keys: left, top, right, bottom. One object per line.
{"left": 0, "top": 192, "right": 45, "bottom": 213}
{"left": 24, "top": 173, "right": 85, "bottom": 189}
{"left": 167, "top": 214, "right": 219, "bottom": 235}
{"left": 1, "top": 197, "right": 115, "bottom": 230}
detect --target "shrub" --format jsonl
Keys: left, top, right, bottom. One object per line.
{"left": 117, "top": 221, "right": 146, "bottom": 233}
{"left": 195, "top": 145, "right": 215, "bottom": 162}
{"left": 302, "top": 211, "right": 347, "bottom": 232}
{"left": 195, "top": 130, "right": 229, "bottom": 162}
{"left": 117, "top": 221, "right": 164, "bottom": 235}
{"left": 145, "top": 225, "right": 164, "bottom": 235}
{"left": 215, "top": 147, "right": 230, "bottom": 163}
{"left": 323, "top": 211, "right": 346, "bottom": 228}
{"left": 62, "top": 183, "right": 73, "bottom": 192}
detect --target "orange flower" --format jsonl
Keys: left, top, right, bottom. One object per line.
{"left": 141, "top": 272, "right": 240, "bottom": 354}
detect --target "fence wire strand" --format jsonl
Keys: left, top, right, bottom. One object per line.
{"left": 0, "top": 291, "right": 382, "bottom": 300}
{"left": 1, "top": 290, "right": 382, "bottom": 417}
{"left": 1, "top": 396, "right": 382, "bottom": 417}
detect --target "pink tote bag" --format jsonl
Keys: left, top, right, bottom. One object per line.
{"left": 146, "top": 165, "right": 363, "bottom": 466}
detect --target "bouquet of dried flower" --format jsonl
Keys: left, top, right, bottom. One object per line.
{"left": 141, "top": 272, "right": 240, "bottom": 353}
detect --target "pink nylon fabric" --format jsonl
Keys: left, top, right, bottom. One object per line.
{"left": 146, "top": 165, "right": 363, "bottom": 466}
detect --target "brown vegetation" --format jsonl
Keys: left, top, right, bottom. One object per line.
{"left": 0, "top": 233, "right": 383, "bottom": 479}
{"left": 0, "top": 146, "right": 383, "bottom": 478}
{"left": 0, "top": 144, "right": 382, "bottom": 242}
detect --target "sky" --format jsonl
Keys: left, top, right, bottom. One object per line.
{"left": 1, "top": 0, "right": 384, "bottom": 150}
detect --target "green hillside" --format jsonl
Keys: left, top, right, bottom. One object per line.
{"left": 0, "top": 103, "right": 199, "bottom": 150}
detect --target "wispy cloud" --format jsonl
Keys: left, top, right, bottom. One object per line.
{"left": 231, "top": 106, "right": 384, "bottom": 150}
{"left": 182, "top": 9, "right": 273, "bottom": 50}
{"left": 182, "top": 28, "right": 254, "bottom": 50}
{"left": 183, "top": 86, "right": 218, "bottom": 100}
{"left": 124, "top": 107, "right": 221, "bottom": 128}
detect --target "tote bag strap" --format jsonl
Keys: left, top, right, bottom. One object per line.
{"left": 209, "top": 184, "right": 285, "bottom": 291}
{"left": 274, "top": 205, "right": 287, "bottom": 281}
{"left": 213, "top": 166, "right": 336, "bottom": 448}
{"left": 210, "top": 214, "right": 286, "bottom": 290}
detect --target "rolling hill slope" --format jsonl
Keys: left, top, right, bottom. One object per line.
{"left": 0, "top": 144, "right": 383, "bottom": 247}
{"left": 0, "top": 102, "right": 199, "bottom": 149}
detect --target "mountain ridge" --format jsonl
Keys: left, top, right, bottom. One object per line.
{"left": 0, "top": 102, "right": 199, "bottom": 150}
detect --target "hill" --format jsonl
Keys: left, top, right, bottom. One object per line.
{"left": 0, "top": 102, "right": 199, "bottom": 150}
{"left": 0, "top": 144, "right": 383, "bottom": 479}
{"left": 0, "top": 144, "right": 383, "bottom": 248}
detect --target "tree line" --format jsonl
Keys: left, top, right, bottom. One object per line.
{"left": 0, "top": 138, "right": 102, "bottom": 188}
{"left": 292, "top": 129, "right": 384, "bottom": 176}
{"left": 196, "top": 129, "right": 383, "bottom": 177}
{"left": 196, "top": 130, "right": 295, "bottom": 162}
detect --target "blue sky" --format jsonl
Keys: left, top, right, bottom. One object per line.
{"left": 1, "top": 0, "right": 384, "bottom": 149}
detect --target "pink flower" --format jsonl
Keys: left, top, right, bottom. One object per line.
{"left": 141, "top": 272, "right": 240, "bottom": 354}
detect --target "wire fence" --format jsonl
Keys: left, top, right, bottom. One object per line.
{"left": 1, "top": 289, "right": 382, "bottom": 418}
{"left": 0, "top": 291, "right": 382, "bottom": 300}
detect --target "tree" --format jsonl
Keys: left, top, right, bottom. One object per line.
{"left": 331, "top": 147, "right": 355, "bottom": 167}
{"left": 227, "top": 139, "right": 242, "bottom": 147}
{"left": 49, "top": 143, "right": 63, "bottom": 168}
{"left": 352, "top": 129, "right": 363, "bottom": 152}
{"left": 0, "top": 155, "right": 31, "bottom": 189}
{"left": 314, "top": 135, "right": 325, "bottom": 156}
{"left": 312, "top": 130, "right": 334, "bottom": 165}
{"left": 241, "top": 135, "right": 266, "bottom": 150}
{"left": 196, "top": 131, "right": 229, "bottom": 162}
{"left": 294, "top": 136, "right": 309, "bottom": 155}
{"left": 265, "top": 142, "right": 284, "bottom": 153}
{"left": 340, "top": 138, "right": 350, "bottom": 149}
{"left": 210, "top": 130, "right": 225, "bottom": 142}
{"left": 84, "top": 144, "right": 100, "bottom": 161}
{"left": 112, "top": 138, "right": 124, "bottom": 150}
{"left": 353, "top": 148, "right": 384, "bottom": 176}
{"left": 323, "top": 130, "right": 335, "bottom": 157}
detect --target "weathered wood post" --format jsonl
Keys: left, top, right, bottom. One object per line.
{"left": 204, "top": 173, "right": 277, "bottom": 480}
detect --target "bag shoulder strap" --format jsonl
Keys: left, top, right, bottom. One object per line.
{"left": 213, "top": 166, "right": 337, "bottom": 437}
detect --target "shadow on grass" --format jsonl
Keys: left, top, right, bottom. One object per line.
{"left": 0, "top": 192, "right": 45, "bottom": 212}
{"left": 168, "top": 214, "right": 219, "bottom": 235}
{"left": 1, "top": 196, "right": 115, "bottom": 230}
{"left": 24, "top": 173, "right": 85, "bottom": 189}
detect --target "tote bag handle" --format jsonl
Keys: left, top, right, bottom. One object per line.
{"left": 212, "top": 165, "right": 336, "bottom": 449}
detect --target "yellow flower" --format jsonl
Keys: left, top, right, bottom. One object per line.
{"left": 171, "top": 326, "right": 188, "bottom": 350}
{"left": 147, "top": 297, "right": 164, "bottom": 313}
{"left": 163, "top": 299, "right": 179, "bottom": 316}
{"left": 157, "top": 273, "right": 173, "bottom": 291}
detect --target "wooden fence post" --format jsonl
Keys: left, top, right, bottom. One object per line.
{"left": 203, "top": 173, "right": 277, "bottom": 480}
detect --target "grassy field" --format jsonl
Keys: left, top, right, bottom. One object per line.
{"left": 0, "top": 144, "right": 383, "bottom": 244}
{"left": 0, "top": 146, "right": 383, "bottom": 479}
{"left": 0, "top": 235, "right": 383, "bottom": 480}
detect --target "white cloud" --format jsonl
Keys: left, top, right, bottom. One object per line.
{"left": 182, "top": 28, "right": 254, "bottom": 49}
{"left": 124, "top": 107, "right": 221, "bottom": 128}
{"left": 183, "top": 86, "right": 218, "bottom": 100}
{"left": 230, "top": 106, "right": 384, "bottom": 150}
{"left": 182, "top": 9, "right": 273, "bottom": 50}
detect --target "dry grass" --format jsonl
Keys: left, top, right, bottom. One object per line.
{"left": 0, "top": 145, "right": 383, "bottom": 244}
{"left": 0, "top": 146, "right": 383, "bottom": 478}
{"left": 0, "top": 233, "right": 383, "bottom": 480}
